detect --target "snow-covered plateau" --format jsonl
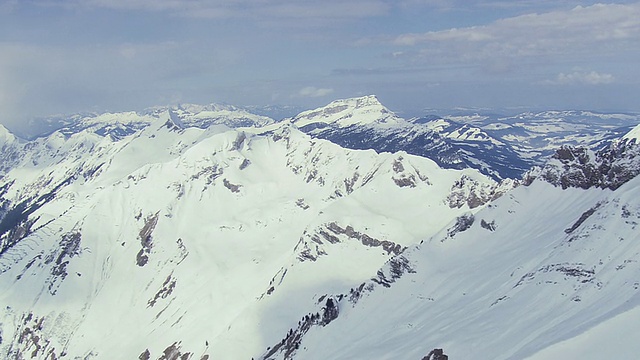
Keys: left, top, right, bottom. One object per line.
{"left": 1, "top": 97, "right": 640, "bottom": 359}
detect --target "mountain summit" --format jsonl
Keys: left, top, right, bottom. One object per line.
{"left": 622, "top": 123, "right": 640, "bottom": 143}
{"left": 0, "top": 124, "right": 16, "bottom": 145}
{"left": 292, "top": 95, "right": 403, "bottom": 128}
{"left": 291, "top": 96, "right": 531, "bottom": 180}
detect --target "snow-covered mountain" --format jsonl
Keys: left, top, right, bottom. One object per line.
{"left": 20, "top": 103, "right": 275, "bottom": 140}
{"left": 272, "top": 164, "right": 640, "bottom": 360}
{"left": 291, "top": 96, "right": 532, "bottom": 180}
{"left": 1, "top": 99, "right": 640, "bottom": 360}
{"left": 0, "top": 124, "right": 23, "bottom": 177}
{"left": 0, "top": 108, "right": 502, "bottom": 359}
{"left": 623, "top": 123, "right": 640, "bottom": 143}
{"left": 433, "top": 110, "right": 639, "bottom": 162}
{"left": 410, "top": 117, "right": 533, "bottom": 179}
{"left": 291, "top": 97, "right": 639, "bottom": 181}
{"left": 0, "top": 124, "right": 16, "bottom": 145}
{"left": 292, "top": 95, "right": 403, "bottom": 128}
{"left": 256, "top": 125, "right": 640, "bottom": 360}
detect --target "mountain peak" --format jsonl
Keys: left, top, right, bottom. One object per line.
{"left": 0, "top": 123, "right": 17, "bottom": 144}
{"left": 622, "top": 123, "right": 640, "bottom": 143}
{"left": 292, "top": 95, "right": 403, "bottom": 128}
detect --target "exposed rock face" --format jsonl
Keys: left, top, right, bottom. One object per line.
{"left": 422, "top": 348, "right": 448, "bottom": 360}
{"left": 480, "top": 219, "right": 497, "bottom": 231}
{"left": 525, "top": 140, "right": 640, "bottom": 190}
{"left": 372, "top": 255, "right": 416, "bottom": 288}
{"left": 139, "top": 342, "right": 196, "bottom": 360}
{"left": 136, "top": 212, "right": 159, "bottom": 267}
{"left": 446, "top": 214, "right": 475, "bottom": 239}
{"left": 259, "top": 297, "right": 341, "bottom": 360}
{"left": 446, "top": 175, "right": 505, "bottom": 209}
{"left": 47, "top": 231, "right": 82, "bottom": 295}
{"left": 0, "top": 176, "right": 75, "bottom": 255}
{"left": 325, "top": 222, "right": 406, "bottom": 255}
{"left": 295, "top": 222, "right": 408, "bottom": 263}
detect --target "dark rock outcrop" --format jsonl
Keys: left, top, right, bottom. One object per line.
{"left": 136, "top": 212, "right": 159, "bottom": 267}
{"left": 259, "top": 297, "right": 341, "bottom": 360}
{"left": 422, "top": 348, "right": 449, "bottom": 360}
{"left": 525, "top": 139, "right": 640, "bottom": 190}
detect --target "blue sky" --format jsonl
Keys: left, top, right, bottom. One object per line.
{"left": 1, "top": 1, "right": 639, "bottom": 130}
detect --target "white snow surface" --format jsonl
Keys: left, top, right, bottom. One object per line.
{"left": 291, "top": 177, "right": 640, "bottom": 360}
{"left": 292, "top": 95, "right": 404, "bottom": 128}
{"left": 1, "top": 102, "right": 640, "bottom": 359}
{"left": 0, "top": 123, "right": 16, "bottom": 144}
{"left": 525, "top": 304, "right": 640, "bottom": 360}
{"left": 0, "top": 115, "right": 498, "bottom": 359}
{"left": 623, "top": 123, "right": 640, "bottom": 142}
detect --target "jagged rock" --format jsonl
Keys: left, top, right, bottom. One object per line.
{"left": 446, "top": 175, "right": 499, "bottom": 209}
{"left": 446, "top": 214, "right": 475, "bottom": 239}
{"left": 564, "top": 202, "right": 603, "bottom": 234}
{"left": 372, "top": 256, "right": 416, "bottom": 288}
{"left": 526, "top": 140, "right": 640, "bottom": 190}
{"left": 259, "top": 297, "right": 340, "bottom": 360}
{"left": 139, "top": 349, "right": 151, "bottom": 360}
{"left": 422, "top": 348, "right": 448, "bottom": 360}
{"left": 480, "top": 219, "right": 497, "bottom": 231}
{"left": 136, "top": 212, "right": 159, "bottom": 267}
{"left": 320, "top": 298, "right": 339, "bottom": 326}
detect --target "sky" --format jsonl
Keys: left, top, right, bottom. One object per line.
{"left": 1, "top": 0, "right": 640, "bottom": 131}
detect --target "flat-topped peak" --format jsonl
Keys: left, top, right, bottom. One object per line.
{"left": 292, "top": 95, "right": 403, "bottom": 128}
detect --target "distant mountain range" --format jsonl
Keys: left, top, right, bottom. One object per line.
{"left": 1, "top": 96, "right": 640, "bottom": 359}
{"left": 289, "top": 96, "right": 638, "bottom": 180}
{"left": 15, "top": 96, "right": 638, "bottom": 180}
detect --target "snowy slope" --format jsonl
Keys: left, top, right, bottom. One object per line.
{"left": 0, "top": 124, "right": 16, "bottom": 145}
{"left": 0, "top": 125, "right": 22, "bottom": 177}
{"left": 268, "top": 169, "right": 640, "bottom": 360}
{"left": 622, "top": 123, "right": 640, "bottom": 143}
{"left": 2, "top": 99, "right": 640, "bottom": 360}
{"left": 525, "top": 304, "right": 640, "bottom": 360}
{"left": 0, "top": 113, "right": 500, "bottom": 359}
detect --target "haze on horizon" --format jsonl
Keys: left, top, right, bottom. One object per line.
{"left": 1, "top": 0, "right": 639, "bottom": 132}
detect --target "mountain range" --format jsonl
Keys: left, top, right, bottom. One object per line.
{"left": 1, "top": 96, "right": 639, "bottom": 359}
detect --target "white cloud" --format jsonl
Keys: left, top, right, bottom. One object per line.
{"left": 261, "top": 1, "right": 388, "bottom": 19}
{"left": 40, "top": 0, "right": 390, "bottom": 20}
{"left": 296, "top": 86, "right": 334, "bottom": 98}
{"left": 392, "top": 3, "right": 640, "bottom": 60}
{"left": 0, "top": 0, "right": 18, "bottom": 13}
{"left": 544, "top": 71, "right": 615, "bottom": 85}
